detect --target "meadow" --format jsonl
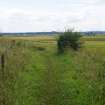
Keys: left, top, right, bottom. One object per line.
{"left": 0, "top": 35, "right": 105, "bottom": 105}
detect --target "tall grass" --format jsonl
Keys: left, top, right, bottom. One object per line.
{"left": 0, "top": 36, "right": 105, "bottom": 105}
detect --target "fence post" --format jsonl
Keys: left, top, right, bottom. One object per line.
{"left": 1, "top": 53, "right": 6, "bottom": 105}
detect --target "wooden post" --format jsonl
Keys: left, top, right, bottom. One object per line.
{"left": 1, "top": 54, "right": 5, "bottom": 70}
{"left": 1, "top": 53, "right": 6, "bottom": 105}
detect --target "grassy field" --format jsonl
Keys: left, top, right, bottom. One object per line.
{"left": 0, "top": 36, "right": 105, "bottom": 105}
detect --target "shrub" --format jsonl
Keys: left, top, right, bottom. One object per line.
{"left": 32, "top": 46, "right": 46, "bottom": 51}
{"left": 57, "top": 29, "right": 82, "bottom": 53}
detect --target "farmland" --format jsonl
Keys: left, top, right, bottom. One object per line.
{"left": 0, "top": 35, "right": 105, "bottom": 105}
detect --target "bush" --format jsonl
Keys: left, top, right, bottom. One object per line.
{"left": 57, "top": 29, "right": 82, "bottom": 53}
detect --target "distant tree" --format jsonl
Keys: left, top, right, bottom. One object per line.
{"left": 57, "top": 29, "right": 82, "bottom": 53}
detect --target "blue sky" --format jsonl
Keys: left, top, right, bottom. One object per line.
{"left": 0, "top": 0, "right": 105, "bottom": 32}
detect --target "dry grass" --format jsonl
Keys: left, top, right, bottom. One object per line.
{"left": 0, "top": 36, "right": 56, "bottom": 41}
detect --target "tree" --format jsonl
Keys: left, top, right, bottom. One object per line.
{"left": 57, "top": 29, "right": 82, "bottom": 53}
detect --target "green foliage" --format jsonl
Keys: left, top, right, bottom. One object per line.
{"left": 0, "top": 37, "right": 105, "bottom": 105}
{"left": 57, "top": 30, "right": 82, "bottom": 53}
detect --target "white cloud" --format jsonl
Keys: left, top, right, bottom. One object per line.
{"left": 0, "top": 0, "right": 105, "bottom": 32}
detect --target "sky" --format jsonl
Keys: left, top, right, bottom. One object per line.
{"left": 0, "top": 0, "right": 105, "bottom": 32}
